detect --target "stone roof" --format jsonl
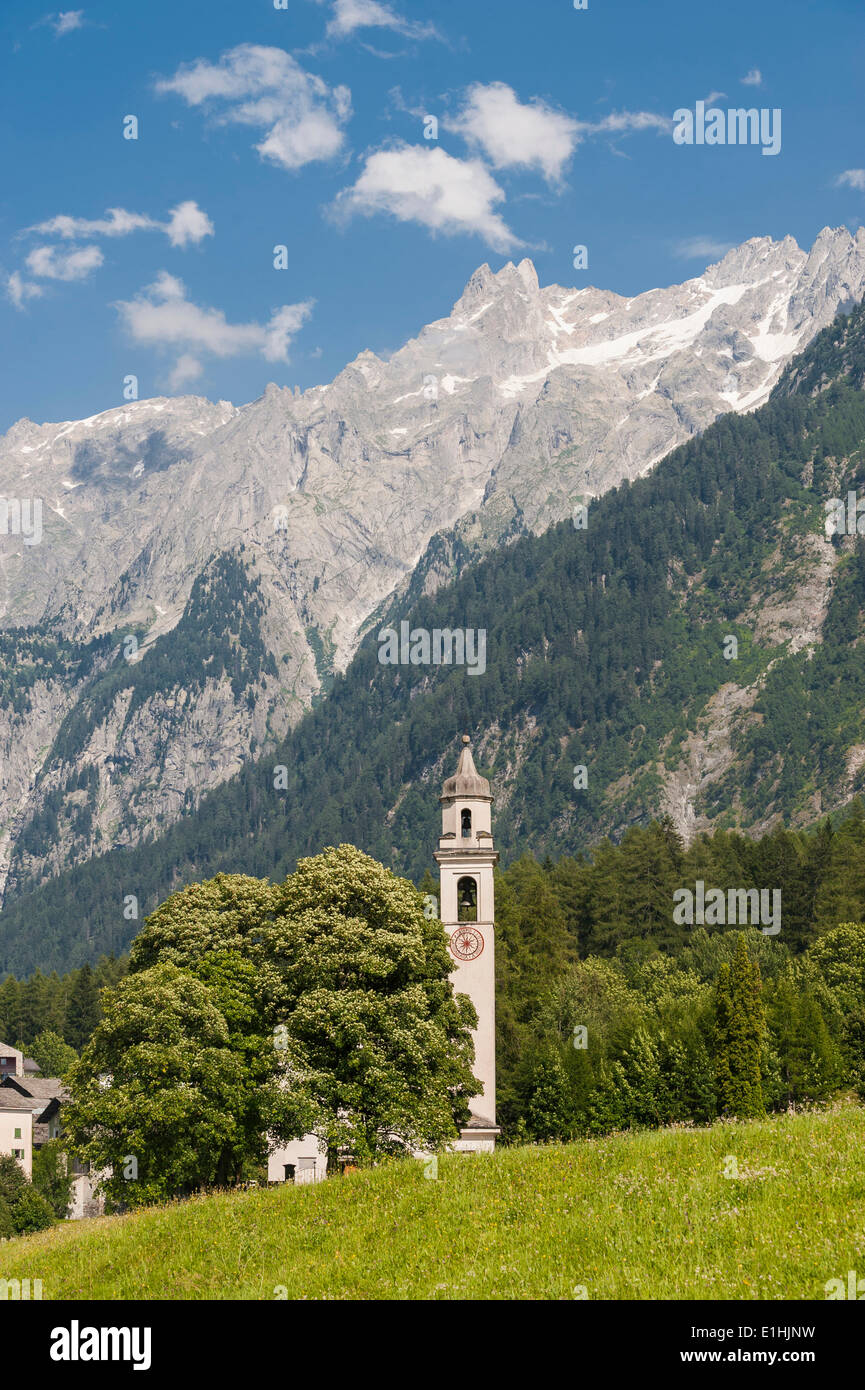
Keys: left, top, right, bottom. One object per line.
{"left": 0, "top": 1076, "right": 69, "bottom": 1102}
{"left": 0, "top": 1091, "right": 33, "bottom": 1111}
{"left": 441, "top": 736, "right": 491, "bottom": 801}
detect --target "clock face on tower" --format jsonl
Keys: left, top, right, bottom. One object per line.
{"left": 449, "top": 925, "right": 484, "bottom": 961}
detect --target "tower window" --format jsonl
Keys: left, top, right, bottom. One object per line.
{"left": 461, "top": 809, "right": 472, "bottom": 838}
{"left": 457, "top": 876, "right": 478, "bottom": 922}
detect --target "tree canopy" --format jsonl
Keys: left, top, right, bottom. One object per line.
{"left": 63, "top": 847, "right": 478, "bottom": 1203}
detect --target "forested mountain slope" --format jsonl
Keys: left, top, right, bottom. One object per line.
{"left": 2, "top": 229, "right": 864, "bottom": 895}
{"left": 3, "top": 297, "right": 865, "bottom": 975}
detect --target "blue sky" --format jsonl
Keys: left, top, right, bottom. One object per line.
{"left": 1, "top": 0, "right": 863, "bottom": 431}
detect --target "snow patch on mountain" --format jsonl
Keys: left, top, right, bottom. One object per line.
{"left": 0, "top": 226, "right": 863, "bottom": 887}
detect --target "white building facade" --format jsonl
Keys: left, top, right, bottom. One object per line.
{"left": 0, "top": 1099, "right": 33, "bottom": 1178}
{"left": 434, "top": 736, "right": 500, "bottom": 1152}
{"left": 266, "top": 1139, "right": 327, "bottom": 1185}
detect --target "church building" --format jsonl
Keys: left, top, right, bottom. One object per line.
{"left": 435, "top": 735, "right": 500, "bottom": 1152}
{"left": 266, "top": 735, "right": 499, "bottom": 1181}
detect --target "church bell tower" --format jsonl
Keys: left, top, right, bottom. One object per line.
{"left": 434, "top": 735, "right": 500, "bottom": 1151}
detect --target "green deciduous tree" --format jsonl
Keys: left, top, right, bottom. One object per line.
{"left": 10, "top": 1186, "right": 55, "bottom": 1235}
{"left": 64, "top": 848, "right": 479, "bottom": 1197}
{"left": 260, "top": 845, "right": 479, "bottom": 1169}
{"left": 29, "top": 1029, "right": 77, "bottom": 1078}
{"left": 521, "top": 1044, "right": 573, "bottom": 1142}
{"left": 0, "top": 1152, "right": 56, "bottom": 1234}
{"left": 809, "top": 921, "right": 865, "bottom": 1016}
{"left": 0, "top": 1153, "right": 27, "bottom": 1208}
{"left": 32, "top": 1141, "right": 74, "bottom": 1220}
{"left": 0, "top": 1195, "right": 15, "bottom": 1239}
{"left": 63, "top": 962, "right": 309, "bottom": 1208}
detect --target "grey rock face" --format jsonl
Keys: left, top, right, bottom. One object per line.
{"left": 1, "top": 226, "right": 863, "bottom": 894}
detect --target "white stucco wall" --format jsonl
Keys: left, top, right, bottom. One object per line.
{"left": 0, "top": 1108, "right": 32, "bottom": 1179}
{"left": 68, "top": 1165, "right": 108, "bottom": 1220}
{"left": 267, "top": 1134, "right": 327, "bottom": 1183}
{"left": 447, "top": 929, "right": 497, "bottom": 1123}
{"left": 436, "top": 845, "right": 498, "bottom": 1128}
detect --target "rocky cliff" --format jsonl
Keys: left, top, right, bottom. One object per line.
{"left": 2, "top": 227, "right": 864, "bottom": 896}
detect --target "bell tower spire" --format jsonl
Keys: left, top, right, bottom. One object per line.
{"left": 434, "top": 734, "right": 500, "bottom": 1151}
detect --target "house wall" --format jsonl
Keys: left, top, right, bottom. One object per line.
{"left": 267, "top": 1134, "right": 327, "bottom": 1184}
{"left": 451, "top": 1136, "right": 496, "bottom": 1153}
{"left": 68, "top": 1165, "right": 107, "bottom": 1220}
{"left": 0, "top": 1108, "right": 33, "bottom": 1178}
{"left": 0, "top": 1047, "right": 23, "bottom": 1079}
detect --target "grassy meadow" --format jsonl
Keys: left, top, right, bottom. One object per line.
{"left": 3, "top": 1103, "right": 863, "bottom": 1300}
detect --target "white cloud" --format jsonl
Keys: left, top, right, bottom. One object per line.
{"left": 157, "top": 46, "right": 292, "bottom": 105}
{"left": 6, "top": 272, "right": 44, "bottom": 308}
{"left": 155, "top": 44, "right": 351, "bottom": 171}
{"left": 164, "top": 201, "right": 215, "bottom": 247}
{"left": 115, "top": 272, "right": 314, "bottom": 367}
{"left": 46, "top": 10, "right": 84, "bottom": 36}
{"left": 167, "top": 354, "right": 204, "bottom": 390}
{"left": 674, "top": 236, "right": 734, "bottom": 260}
{"left": 836, "top": 169, "right": 865, "bottom": 192}
{"left": 254, "top": 103, "right": 349, "bottom": 169}
{"left": 29, "top": 208, "right": 156, "bottom": 239}
{"left": 445, "top": 83, "right": 579, "bottom": 184}
{"left": 262, "top": 305, "right": 317, "bottom": 361}
{"left": 25, "top": 244, "right": 103, "bottom": 281}
{"left": 147, "top": 271, "right": 185, "bottom": 300}
{"left": 332, "top": 143, "right": 522, "bottom": 252}
{"left": 28, "top": 202, "right": 214, "bottom": 246}
{"left": 741, "top": 68, "right": 763, "bottom": 86}
{"left": 702, "top": 91, "right": 727, "bottom": 106}
{"left": 324, "top": 0, "right": 438, "bottom": 40}
{"left": 576, "top": 110, "right": 671, "bottom": 138}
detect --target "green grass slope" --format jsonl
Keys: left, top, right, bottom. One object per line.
{"left": 3, "top": 1104, "right": 863, "bottom": 1300}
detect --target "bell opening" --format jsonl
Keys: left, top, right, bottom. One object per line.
{"left": 457, "top": 876, "right": 478, "bottom": 922}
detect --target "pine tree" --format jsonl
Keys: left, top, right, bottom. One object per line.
{"left": 417, "top": 868, "right": 438, "bottom": 903}
{"left": 0, "top": 975, "right": 20, "bottom": 1042}
{"left": 815, "top": 802, "right": 865, "bottom": 929}
{"left": 713, "top": 962, "right": 734, "bottom": 1114}
{"left": 713, "top": 935, "right": 766, "bottom": 1118}
{"left": 65, "top": 963, "right": 101, "bottom": 1050}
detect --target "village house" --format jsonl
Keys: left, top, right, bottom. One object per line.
{"left": 0, "top": 1043, "right": 39, "bottom": 1081}
{"left": 0, "top": 1072, "right": 104, "bottom": 1219}
{"left": 0, "top": 1092, "right": 33, "bottom": 1179}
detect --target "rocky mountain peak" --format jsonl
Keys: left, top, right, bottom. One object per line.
{"left": 453, "top": 256, "right": 541, "bottom": 312}
{"left": 457, "top": 262, "right": 497, "bottom": 306}
{"left": 1, "top": 226, "right": 863, "bottom": 898}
